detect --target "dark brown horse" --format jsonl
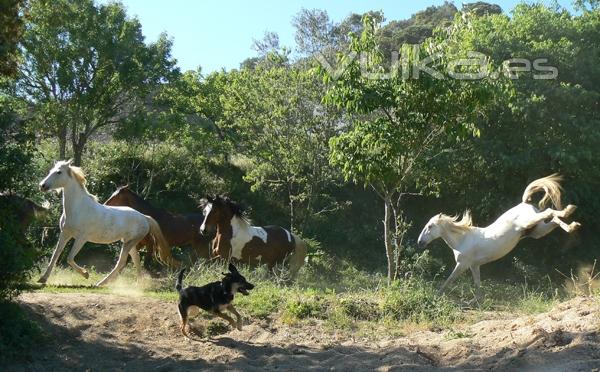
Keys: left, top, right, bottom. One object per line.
{"left": 0, "top": 192, "right": 48, "bottom": 231}
{"left": 104, "top": 186, "right": 212, "bottom": 267}
{"left": 199, "top": 195, "right": 307, "bottom": 279}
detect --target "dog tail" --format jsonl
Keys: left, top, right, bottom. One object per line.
{"left": 176, "top": 268, "right": 186, "bottom": 292}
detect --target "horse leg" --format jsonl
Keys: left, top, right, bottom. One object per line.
{"left": 470, "top": 265, "right": 482, "bottom": 301}
{"left": 96, "top": 239, "right": 137, "bottom": 286}
{"left": 521, "top": 205, "right": 575, "bottom": 230}
{"left": 527, "top": 220, "right": 560, "bottom": 239}
{"left": 129, "top": 247, "right": 142, "bottom": 279}
{"left": 439, "top": 262, "right": 468, "bottom": 294}
{"left": 38, "top": 232, "right": 72, "bottom": 283}
{"left": 66, "top": 237, "right": 90, "bottom": 279}
{"left": 550, "top": 216, "right": 581, "bottom": 233}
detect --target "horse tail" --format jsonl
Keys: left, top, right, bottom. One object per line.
{"left": 176, "top": 268, "right": 186, "bottom": 292}
{"left": 145, "top": 215, "right": 181, "bottom": 268}
{"left": 288, "top": 235, "right": 307, "bottom": 280}
{"left": 521, "top": 174, "right": 563, "bottom": 210}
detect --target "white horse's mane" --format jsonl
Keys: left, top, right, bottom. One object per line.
{"left": 437, "top": 210, "right": 474, "bottom": 233}
{"left": 59, "top": 161, "right": 98, "bottom": 202}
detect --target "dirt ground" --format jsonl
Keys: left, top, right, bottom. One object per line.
{"left": 5, "top": 292, "right": 600, "bottom": 371}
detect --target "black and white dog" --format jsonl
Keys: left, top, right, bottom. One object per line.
{"left": 175, "top": 263, "right": 255, "bottom": 337}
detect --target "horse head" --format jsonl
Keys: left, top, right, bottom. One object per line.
{"left": 104, "top": 184, "right": 132, "bottom": 206}
{"left": 199, "top": 194, "right": 245, "bottom": 235}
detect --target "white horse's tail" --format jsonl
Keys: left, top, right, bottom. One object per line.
{"left": 288, "top": 235, "right": 307, "bottom": 280}
{"left": 145, "top": 215, "right": 181, "bottom": 268}
{"left": 522, "top": 174, "right": 563, "bottom": 210}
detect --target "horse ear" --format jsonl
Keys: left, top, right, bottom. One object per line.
{"left": 228, "top": 263, "right": 238, "bottom": 273}
{"left": 66, "top": 158, "right": 74, "bottom": 165}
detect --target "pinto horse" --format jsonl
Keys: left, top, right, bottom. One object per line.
{"left": 199, "top": 195, "right": 307, "bottom": 279}
{"left": 38, "top": 160, "right": 179, "bottom": 286}
{"left": 104, "top": 186, "right": 212, "bottom": 266}
{"left": 418, "top": 174, "right": 580, "bottom": 296}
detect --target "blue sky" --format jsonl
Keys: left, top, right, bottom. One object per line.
{"left": 109, "top": 0, "right": 576, "bottom": 73}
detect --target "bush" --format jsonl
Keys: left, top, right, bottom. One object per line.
{"left": 284, "top": 291, "right": 328, "bottom": 320}
{"left": 380, "top": 279, "right": 460, "bottom": 324}
{"left": 0, "top": 206, "right": 40, "bottom": 301}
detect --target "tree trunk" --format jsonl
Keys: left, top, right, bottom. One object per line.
{"left": 392, "top": 206, "right": 404, "bottom": 281}
{"left": 383, "top": 194, "right": 394, "bottom": 284}
{"left": 288, "top": 182, "right": 295, "bottom": 232}
{"left": 72, "top": 131, "right": 87, "bottom": 166}
{"left": 58, "top": 125, "right": 67, "bottom": 160}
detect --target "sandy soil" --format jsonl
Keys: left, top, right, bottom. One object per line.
{"left": 5, "top": 292, "right": 600, "bottom": 371}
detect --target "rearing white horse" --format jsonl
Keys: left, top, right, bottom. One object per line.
{"left": 417, "top": 174, "right": 580, "bottom": 295}
{"left": 38, "top": 160, "right": 179, "bottom": 286}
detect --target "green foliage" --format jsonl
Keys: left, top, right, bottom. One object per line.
{"left": 220, "top": 65, "right": 342, "bottom": 230}
{"left": 19, "top": 0, "right": 178, "bottom": 164}
{"left": 283, "top": 291, "right": 328, "bottom": 320}
{"left": 380, "top": 279, "right": 460, "bottom": 323}
{"left": 0, "top": 82, "right": 38, "bottom": 302}
{"left": 322, "top": 14, "right": 499, "bottom": 281}
{"left": 0, "top": 0, "right": 24, "bottom": 77}
{"left": 0, "top": 218, "right": 39, "bottom": 300}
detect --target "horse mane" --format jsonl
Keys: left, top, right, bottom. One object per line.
{"left": 438, "top": 210, "right": 474, "bottom": 233}
{"left": 201, "top": 195, "right": 250, "bottom": 224}
{"left": 521, "top": 173, "right": 563, "bottom": 210}
{"left": 65, "top": 163, "right": 98, "bottom": 202}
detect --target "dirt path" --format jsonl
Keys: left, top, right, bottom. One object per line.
{"left": 6, "top": 293, "right": 600, "bottom": 371}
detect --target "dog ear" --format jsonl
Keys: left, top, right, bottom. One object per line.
{"left": 228, "top": 263, "right": 238, "bottom": 273}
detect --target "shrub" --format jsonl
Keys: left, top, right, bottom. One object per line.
{"left": 284, "top": 291, "right": 328, "bottom": 320}
{"left": 380, "top": 279, "right": 460, "bottom": 324}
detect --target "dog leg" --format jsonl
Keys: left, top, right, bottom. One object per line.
{"left": 214, "top": 311, "right": 237, "bottom": 329}
{"left": 227, "top": 304, "right": 243, "bottom": 331}
{"left": 178, "top": 304, "right": 190, "bottom": 339}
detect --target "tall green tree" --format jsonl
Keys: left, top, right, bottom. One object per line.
{"left": 220, "top": 62, "right": 341, "bottom": 231}
{"left": 18, "top": 0, "right": 178, "bottom": 165}
{"left": 322, "top": 15, "right": 498, "bottom": 282}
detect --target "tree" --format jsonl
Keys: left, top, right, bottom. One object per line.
{"left": 322, "top": 15, "right": 497, "bottom": 282}
{"left": 219, "top": 64, "right": 341, "bottom": 231}
{"left": 18, "top": 0, "right": 178, "bottom": 165}
{"left": 0, "top": 0, "right": 38, "bottom": 302}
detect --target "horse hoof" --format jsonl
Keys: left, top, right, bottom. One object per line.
{"left": 82, "top": 271, "right": 89, "bottom": 279}
{"left": 37, "top": 277, "right": 47, "bottom": 284}
{"left": 570, "top": 222, "right": 582, "bottom": 231}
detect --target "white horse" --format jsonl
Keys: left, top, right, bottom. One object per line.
{"left": 417, "top": 174, "right": 580, "bottom": 295}
{"left": 38, "top": 160, "right": 179, "bottom": 286}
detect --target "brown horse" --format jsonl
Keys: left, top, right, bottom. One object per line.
{"left": 0, "top": 193, "right": 48, "bottom": 231}
{"left": 104, "top": 186, "right": 212, "bottom": 267}
{"left": 199, "top": 195, "right": 307, "bottom": 279}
